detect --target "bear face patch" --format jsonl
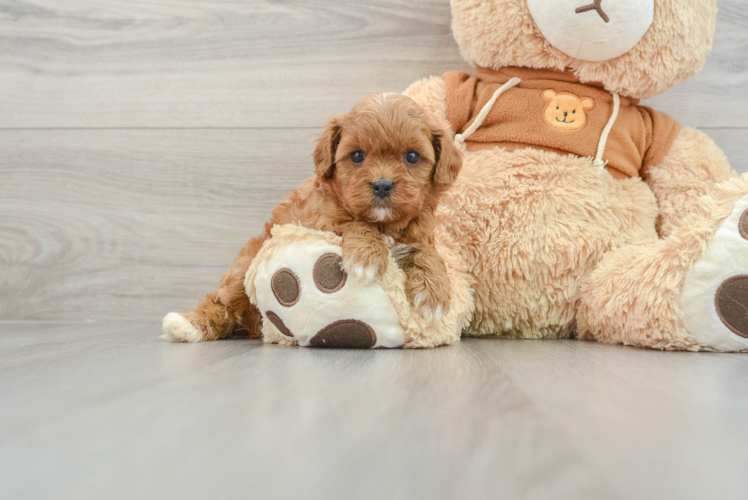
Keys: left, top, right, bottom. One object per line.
{"left": 541, "top": 89, "right": 595, "bottom": 131}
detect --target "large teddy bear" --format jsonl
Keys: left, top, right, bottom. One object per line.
{"left": 166, "top": 0, "right": 748, "bottom": 352}
{"left": 399, "top": 0, "right": 748, "bottom": 351}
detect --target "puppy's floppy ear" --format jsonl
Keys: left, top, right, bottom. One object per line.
{"left": 313, "top": 116, "right": 341, "bottom": 180}
{"left": 432, "top": 129, "right": 463, "bottom": 186}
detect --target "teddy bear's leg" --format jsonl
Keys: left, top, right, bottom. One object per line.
{"left": 162, "top": 236, "right": 267, "bottom": 343}
{"left": 646, "top": 128, "right": 734, "bottom": 238}
{"left": 577, "top": 175, "right": 748, "bottom": 351}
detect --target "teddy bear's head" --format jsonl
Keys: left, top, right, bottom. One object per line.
{"left": 451, "top": 0, "right": 717, "bottom": 99}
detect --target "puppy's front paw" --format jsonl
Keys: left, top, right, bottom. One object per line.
{"left": 342, "top": 240, "right": 389, "bottom": 282}
{"left": 161, "top": 313, "right": 203, "bottom": 343}
{"left": 406, "top": 272, "right": 451, "bottom": 324}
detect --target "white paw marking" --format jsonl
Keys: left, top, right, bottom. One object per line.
{"left": 350, "top": 265, "right": 365, "bottom": 278}
{"left": 419, "top": 303, "right": 445, "bottom": 324}
{"left": 681, "top": 194, "right": 748, "bottom": 351}
{"left": 161, "top": 313, "right": 202, "bottom": 343}
{"left": 433, "top": 304, "right": 444, "bottom": 323}
{"left": 364, "top": 267, "right": 378, "bottom": 281}
{"left": 346, "top": 263, "right": 378, "bottom": 282}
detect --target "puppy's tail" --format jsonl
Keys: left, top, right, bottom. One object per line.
{"left": 161, "top": 236, "right": 266, "bottom": 342}
{"left": 162, "top": 286, "right": 258, "bottom": 343}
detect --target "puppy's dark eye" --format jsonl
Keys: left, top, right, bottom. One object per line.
{"left": 350, "top": 151, "right": 365, "bottom": 165}
{"left": 404, "top": 151, "right": 421, "bottom": 165}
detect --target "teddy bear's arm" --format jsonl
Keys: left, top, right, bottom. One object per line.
{"left": 403, "top": 76, "right": 452, "bottom": 132}
{"left": 646, "top": 127, "right": 735, "bottom": 238}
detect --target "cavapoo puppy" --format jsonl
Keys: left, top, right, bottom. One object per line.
{"left": 163, "top": 93, "right": 463, "bottom": 342}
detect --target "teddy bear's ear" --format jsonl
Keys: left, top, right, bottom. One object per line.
{"left": 542, "top": 89, "right": 557, "bottom": 101}
{"left": 313, "top": 116, "right": 341, "bottom": 180}
{"left": 581, "top": 98, "right": 595, "bottom": 110}
{"left": 432, "top": 129, "right": 463, "bottom": 186}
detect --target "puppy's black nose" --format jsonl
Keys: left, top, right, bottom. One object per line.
{"left": 371, "top": 179, "right": 394, "bottom": 199}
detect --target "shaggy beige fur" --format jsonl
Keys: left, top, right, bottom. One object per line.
{"left": 647, "top": 128, "right": 734, "bottom": 238}
{"left": 433, "top": 142, "right": 658, "bottom": 338}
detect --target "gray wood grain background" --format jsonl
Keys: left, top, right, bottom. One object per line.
{"left": 1, "top": 0, "right": 747, "bottom": 321}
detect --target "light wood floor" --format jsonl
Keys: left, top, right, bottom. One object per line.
{"left": 2, "top": 321, "right": 748, "bottom": 500}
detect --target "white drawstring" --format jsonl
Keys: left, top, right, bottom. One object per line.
{"left": 593, "top": 92, "right": 620, "bottom": 170}
{"left": 454, "top": 77, "right": 522, "bottom": 145}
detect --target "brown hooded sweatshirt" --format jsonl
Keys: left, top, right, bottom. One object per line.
{"left": 443, "top": 66, "right": 681, "bottom": 180}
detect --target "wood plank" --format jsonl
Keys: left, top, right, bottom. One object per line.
{"left": 2, "top": 127, "right": 747, "bottom": 321}
{"left": 0, "top": 128, "right": 320, "bottom": 320}
{"left": 703, "top": 127, "right": 748, "bottom": 174}
{"left": 1, "top": 323, "right": 747, "bottom": 499}
{"left": 0, "top": 0, "right": 745, "bottom": 129}
{"left": 0, "top": 0, "right": 470, "bottom": 129}
{"left": 645, "top": 0, "right": 748, "bottom": 126}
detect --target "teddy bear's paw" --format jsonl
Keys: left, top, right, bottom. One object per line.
{"left": 251, "top": 239, "right": 405, "bottom": 348}
{"left": 681, "top": 194, "right": 748, "bottom": 352}
{"left": 161, "top": 313, "right": 203, "bottom": 343}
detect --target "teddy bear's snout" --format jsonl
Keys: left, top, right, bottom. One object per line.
{"left": 527, "top": 0, "right": 654, "bottom": 62}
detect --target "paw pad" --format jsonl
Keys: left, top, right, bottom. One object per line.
{"left": 715, "top": 275, "right": 748, "bottom": 339}
{"left": 740, "top": 209, "right": 748, "bottom": 241}
{"left": 271, "top": 268, "right": 300, "bottom": 306}
{"left": 310, "top": 320, "right": 376, "bottom": 348}
{"left": 265, "top": 311, "right": 294, "bottom": 338}
{"left": 313, "top": 253, "right": 347, "bottom": 293}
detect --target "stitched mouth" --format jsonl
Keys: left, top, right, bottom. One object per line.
{"left": 575, "top": 0, "right": 610, "bottom": 24}
{"left": 556, "top": 117, "right": 575, "bottom": 124}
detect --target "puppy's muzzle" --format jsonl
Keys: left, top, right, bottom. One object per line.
{"left": 371, "top": 179, "right": 394, "bottom": 199}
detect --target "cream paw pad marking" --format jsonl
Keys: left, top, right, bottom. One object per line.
{"left": 682, "top": 194, "right": 748, "bottom": 352}
{"left": 245, "top": 226, "right": 405, "bottom": 348}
